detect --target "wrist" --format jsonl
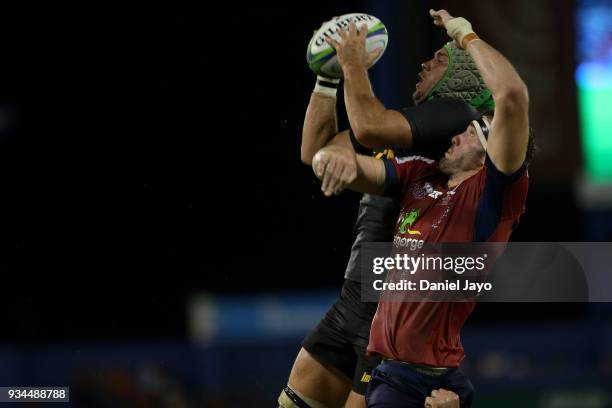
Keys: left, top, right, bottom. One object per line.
{"left": 445, "top": 17, "right": 480, "bottom": 49}
{"left": 461, "top": 32, "right": 480, "bottom": 49}
{"left": 314, "top": 75, "right": 340, "bottom": 98}
{"left": 342, "top": 63, "right": 367, "bottom": 78}
{"left": 328, "top": 143, "right": 355, "bottom": 156}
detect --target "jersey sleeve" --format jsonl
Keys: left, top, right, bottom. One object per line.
{"left": 473, "top": 156, "right": 529, "bottom": 242}
{"left": 383, "top": 155, "right": 435, "bottom": 199}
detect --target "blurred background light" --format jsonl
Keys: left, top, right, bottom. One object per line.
{"left": 576, "top": 0, "right": 612, "bottom": 183}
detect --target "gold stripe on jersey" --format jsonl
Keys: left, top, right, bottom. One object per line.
{"left": 374, "top": 149, "right": 395, "bottom": 160}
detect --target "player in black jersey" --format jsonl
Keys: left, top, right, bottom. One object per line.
{"left": 279, "top": 17, "right": 494, "bottom": 408}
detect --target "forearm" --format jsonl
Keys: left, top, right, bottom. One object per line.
{"left": 352, "top": 154, "right": 386, "bottom": 195}
{"left": 427, "top": 9, "right": 530, "bottom": 173}
{"left": 468, "top": 37, "right": 529, "bottom": 172}
{"left": 440, "top": 13, "right": 529, "bottom": 172}
{"left": 301, "top": 92, "right": 338, "bottom": 165}
{"left": 330, "top": 23, "right": 415, "bottom": 149}
{"left": 343, "top": 65, "right": 386, "bottom": 132}
{"left": 465, "top": 40, "right": 528, "bottom": 105}
{"left": 343, "top": 68, "right": 477, "bottom": 151}
{"left": 342, "top": 65, "right": 413, "bottom": 148}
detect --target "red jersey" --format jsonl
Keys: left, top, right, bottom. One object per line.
{"left": 367, "top": 155, "right": 529, "bottom": 367}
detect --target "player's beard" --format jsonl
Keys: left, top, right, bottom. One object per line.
{"left": 438, "top": 156, "right": 455, "bottom": 175}
{"left": 439, "top": 150, "right": 485, "bottom": 176}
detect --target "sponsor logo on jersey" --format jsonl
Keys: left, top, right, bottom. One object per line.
{"left": 360, "top": 372, "right": 372, "bottom": 383}
{"left": 373, "top": 148, "right": 395, "bottom": 160}
{"left": 395, "top": 209, "right": 425, "bottom": 248}
{"left": 393, "top": 235, "right": 425, "bottom": 250}
{"left": 409, "top": 182, "right": 443, "bottom": 200}
{"left": 398, "top": 208, "right": 421, "bottom": 235}
{"left": 423, "top": 182, "right": 443, "bottom": 199}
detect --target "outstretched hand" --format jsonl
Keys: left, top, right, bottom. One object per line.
{"left": 325, "top": 22, "right": 383, "bottom": 73}
{"left": 429, "top": 9, "right": 455, "bottom": 28}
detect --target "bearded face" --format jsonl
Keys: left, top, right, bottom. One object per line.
{"left": 439, "top": 124, "right": 486, "bottom": 176}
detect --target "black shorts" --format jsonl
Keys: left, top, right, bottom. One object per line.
{"left": 302, "top": 279, "right": 381, "bottom": 395}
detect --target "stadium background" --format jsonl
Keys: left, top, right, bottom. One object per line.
{"left": 0, "top": 1, "right": 611, "bottom": 406}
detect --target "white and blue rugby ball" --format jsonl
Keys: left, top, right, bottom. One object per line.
{"left": 307, "top": 13, "right": 388, "bottom": 78}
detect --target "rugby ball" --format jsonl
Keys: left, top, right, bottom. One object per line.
{"left": 306, "top": 13, "right": 388, "bottom": 78}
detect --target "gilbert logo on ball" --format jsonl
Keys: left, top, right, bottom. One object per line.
{"left": 307, "top": 13, "right": 388, "bottom": 78}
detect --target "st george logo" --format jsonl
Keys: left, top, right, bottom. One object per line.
{"left": 399, "top": 208, "right": 421, "bottom": 235}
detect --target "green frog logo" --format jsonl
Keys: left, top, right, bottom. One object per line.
{"left": 399, "top": 208, "right": 421, "bottom": 235}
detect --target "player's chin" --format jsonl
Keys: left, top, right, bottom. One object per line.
{"left": 439, "top": 157, "right": 452, "bottom": 175}
{"left": 412, "top": 89, "right": 423, "bottom": 104}
{"left": 413, "top": 85, "right": 429, "bottom": 104}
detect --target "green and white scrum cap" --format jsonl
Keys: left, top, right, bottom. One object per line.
{"left": 426, "top": 41, "right": 495, "bottom": 113}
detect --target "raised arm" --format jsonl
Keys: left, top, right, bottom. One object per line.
{"left": 431, "top": 9, "right": 529, "bottom": 174}
{"left": 300, "top": 48, "right": 389, "bottom": 165}
{"left": 301, "top": 78, "right": 344, "bottom": 165}
{"left": 325, "top": 23, "right": 480, "bottom": 152}
{"left": 325, "top": 24, "right": 413, "bottom": 148}
{"left": 303, "top": 16, "right": 482, "bottom": 169}
{"left": 341, "top": 65, "right": 413, "bottom": 149}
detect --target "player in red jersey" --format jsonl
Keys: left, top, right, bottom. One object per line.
{"left": 312, "top": 10, "right": 532, "bottom": 407}
{"left": 281, "top": 13, "right": 494, "bottom": 408}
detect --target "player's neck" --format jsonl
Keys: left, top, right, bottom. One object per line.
{"left": 447, "top": 168, "right": 480, "bottom": 189}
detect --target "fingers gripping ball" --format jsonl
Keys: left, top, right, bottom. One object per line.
{"left": 306, "top": 13, "right": 388, "bottom": 78}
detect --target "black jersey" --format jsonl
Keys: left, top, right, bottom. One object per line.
{"left": 344, "top": 148, "right": 404, "bottom": 282}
